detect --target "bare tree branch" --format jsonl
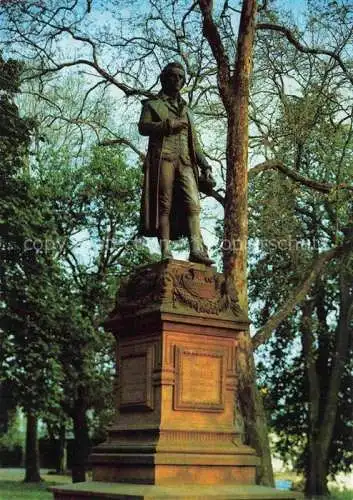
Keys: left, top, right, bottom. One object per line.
{"left": 252, "top": 244, "right": 348, "bottom": 349}
{"left": 110, "top": 232, "right": 140, "bottom": 266}
{"left": 249, "top": 159, "right": 353, "bottom": 194}
{"left": 208, "top": 188, "right": 225, "bottom": 206}
{"left": 256, "top": 23, "right": 353, "bottom": 86}
{"left": 22, "top": 59, "right": 153, "bottom": 98}
{"left": 198, "top": 0, "right": 231, "bottom": 104}
{"left": 99, "top": 137, "right": 145, "bottom": 161}
{"left": 181, "top": 1, "right": 199, "bottom": 37}
{"left": 258, "top": 1, "right": 269, "bottom": 12}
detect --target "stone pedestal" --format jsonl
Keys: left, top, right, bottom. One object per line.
{"left": 52, "top": 260, "right": 302, "bottom": 500}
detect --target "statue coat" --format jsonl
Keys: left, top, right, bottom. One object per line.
{"left": 138, "top": 95, "right": 210, "bottom": 240}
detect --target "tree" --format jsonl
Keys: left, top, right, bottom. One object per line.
{"left": 54, "top": 146, "right": 153, "bottom": 482}
{"left": 30, "top": 121, "right": 154, "bottom": 481}
{"left": 249, "top": 74, "right": 353, "bottom": 496}
{"left": 0, "top": 55, "right": 66, "bottom": 482}
{"left": 2, "top": 77, "right": 155, "bottom": 481}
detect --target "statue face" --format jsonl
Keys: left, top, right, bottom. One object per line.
{"left": 163, "top": 67, "right": 185, "bottom": 95}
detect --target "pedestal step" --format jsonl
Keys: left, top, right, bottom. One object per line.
{"left": 52, "top": 481, "right": 304, "bottom": 500}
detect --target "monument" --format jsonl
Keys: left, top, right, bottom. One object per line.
{"left": 52, "top": 63, "right": 302, "bottom": 499}
{"left": 138, "top": 61, "right": 216, "bottom": 265}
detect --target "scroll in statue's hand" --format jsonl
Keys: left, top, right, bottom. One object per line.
{"left": 199, "top": 168, "right": 216, "bottom": 196}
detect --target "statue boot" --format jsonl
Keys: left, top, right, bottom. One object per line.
{"left": 159, "top": 215, "right": 173, "bottom": 260}
{"left": 187, "top": 215, "right": 214, "bottom": 266}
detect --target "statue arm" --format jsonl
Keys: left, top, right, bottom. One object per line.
{"left": 194, "top": 134, "right": 212, "bottom": 174}
{"left": 191, "top": 122, "right": 216, "bottom": 193}
{"left": 196, "top": 149, "right": 212, "bottom": 173}
{"left": 188, "top": 110, "right": 212, "bottom": 174}
{"left": 138, "top": 101, "right": 170, "bottom": 137}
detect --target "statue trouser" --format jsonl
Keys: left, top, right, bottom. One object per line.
{"left": 158, "top": 159, "right": 213, "bottom": 265}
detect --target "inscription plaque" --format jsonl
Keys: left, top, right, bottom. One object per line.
{"left": 174, "top": 347, "right": 225, "bottom": 412}
{"left": 120, "top": 348, "right": 153, "bottom": 411}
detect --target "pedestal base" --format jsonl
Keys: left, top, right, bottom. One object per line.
{"left": 90, "top": 261, "right": 259, "bottom": 487}
{"left": 52, "top": 482, "right": 303, "bottom": 500}
{"left": 52, "top": 262, "right": 304, "bottom": 500}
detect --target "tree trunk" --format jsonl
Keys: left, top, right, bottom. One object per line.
{"left": 301, "top": 299, "right": 327, "bottom": 497}
{"left": 225, "top": 0, "right": 274, "bottom": 487}
{"left": 302, "top": 257, "right": 352, "bottom": 496}
{"left": 199, "top": 0, "right": 274, "bottom": 485}
{"left": 307, "top": 260, "right": 352, "bottom": 497}
{"left": 71, "top": 395, "right": 90, "bottom": 483}
{"left": 236, "top": 332, "right": 274, "bottom": 486}
{"left": 306, "top": 443, "right": 329, "bottom": 498}
{"left": 56, "top": 424, "right": 67, "bottom": 474}
{"left": 223, "top": 0, "right": 257, "bottom": 306}
{"left": 45, "top": 420, "right": 67, "bottom": 474}
{"left": 24, "top": 412, "right": 42, "bottom": 483}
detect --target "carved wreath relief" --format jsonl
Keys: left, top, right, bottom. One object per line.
{"left": 116, "top": 263, "right": 242, "bottom": 318}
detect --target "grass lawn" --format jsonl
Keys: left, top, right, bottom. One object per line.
{"left": 0, "top": 468, "right": 351, "bottom": 499}
{"left": 0, "top": 469, "right": 71, "bottom": 500}
{"left": 330, "top": 492, "right": 353, "bottom": 500}
{"left": 275, "top": 471, "right": 353, "bottom": 499}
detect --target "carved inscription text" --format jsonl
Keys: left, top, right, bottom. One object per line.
{"left": 175, "top": 347, "right": 225, "bottom": 412}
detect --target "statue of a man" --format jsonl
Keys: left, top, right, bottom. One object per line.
{"left": 138, "top": 62, "right": 215, "bottom": 266}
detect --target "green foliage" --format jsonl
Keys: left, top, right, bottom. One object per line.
{"left": 250, "top": 76, "right": 353, "bottom": 480}
{"left": 0, "top": 57, "right": 65, "bottom": 419}
{"left": 0, "top": 411, "right": 24, "bottom": 451}
{"left": 0, "top": 55, "right": 23, "bottom": 93}
{"left": 0, "top": 56, "right": 153, "bottom": 450}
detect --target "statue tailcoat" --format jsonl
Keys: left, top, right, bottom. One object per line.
{"left": 138, "top": 95, "right": 210, "bottom": 240}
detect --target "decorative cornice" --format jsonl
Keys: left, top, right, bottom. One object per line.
{"left": 106, "top": 260, "right": 248, "bottom": 326}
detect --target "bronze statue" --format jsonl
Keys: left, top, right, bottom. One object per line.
{"left": 138, "top": 62, "right": 216, "bottom": 266}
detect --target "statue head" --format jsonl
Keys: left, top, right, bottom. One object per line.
{"left": 160, "top": 62, "right": 186, "bottom": 96}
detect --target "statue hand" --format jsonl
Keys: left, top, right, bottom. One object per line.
{"left": 199, "top": 167, "right": 216, "bottom": 195}
{"left": 205, "top": 169, "right": 216, "bottom": 187}
{"left": 170, "top": 118, "right": 189, "bottom": 133}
